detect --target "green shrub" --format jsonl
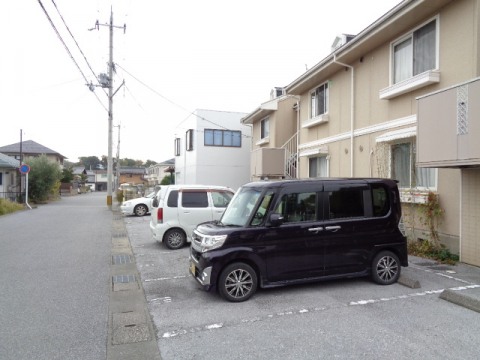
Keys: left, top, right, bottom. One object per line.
{"left": 24, "top": 155, "right": 62, "bottom": 202}
{"left": 408, "top": 240, "right": 459, "bottom": 265}
{"left": 116, "top": 191, "right": 124, "bottom": 204}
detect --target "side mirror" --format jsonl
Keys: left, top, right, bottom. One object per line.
{"left": 269, "top": 213, "right": 284, "bottom": 227}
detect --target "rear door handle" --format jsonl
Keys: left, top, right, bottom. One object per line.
{"left": 308, "top": 227, "right": 324, "bottom": 232}
{"left": 325, "top": 226, "right": 341, "bottom": 231}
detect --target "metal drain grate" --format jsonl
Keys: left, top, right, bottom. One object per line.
{"left": 113, "top": 275, "right": 136, "bottom": 283}
{"left": 113, "top": 233, "right": 128, "bottom": 238}
{"left": 113, "top": 255, "right": 132, "bottom": 265}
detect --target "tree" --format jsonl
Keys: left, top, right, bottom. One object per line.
{"left": 60, "top": 165, "right": 75, "bottom": 183}
{"left": 79, "top": 156, "right": 101, "bottom": 170}
{"left": 145, "top": 159, "right": 157, "bottom": 167}
{"left": 160, "top": 175, "right": 175, "bottom": 185}
{"left": 119, "top": 158, "right": 137, "bottom": 167}
{"left": 100, "top": 155, "right": 108, "bottom": 169}
{"left": 24, "top": 154, "right": 62, "bottom": 202}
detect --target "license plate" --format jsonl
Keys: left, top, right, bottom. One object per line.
{"left": 190, "top": 262, "right": 195, "bottom": 276}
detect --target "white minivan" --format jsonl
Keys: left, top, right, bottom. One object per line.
{"left": 150, "top": 185, "right": 234, "bottom": 250}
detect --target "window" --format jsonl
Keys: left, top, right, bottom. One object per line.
{"left": 126, "top": 174, "right": 133, "bottom": 178}
{"left": 182, "top": 191, "right": 208, "bottom": 208}
{"left": 204, "top": 129, "right": 241, "bottom": 147}
{"left": 329, "top": 189, "right": 364, "bottom": 219}
{"left": 174, "top": 138, "right": 180, "bottom": 156}
{"left": 0, "top": 172, "right": 2, "bottom": 185}
{"left": 393, "top": 19, "right": 437, "bottom": 84}
{"left": 371, "top": 184, "right": 390, "bottom": 217}
{"left": 310, "top": 82, "right": 329, "bottom": 118}
{"left": 275, "top": 192, "right": 317, "bottom": 223}
{"left": 391, "top": 141, "right": 436, "bottom": 189}
{"left": 260, "top": 118, "right": 269, "bottom": 139}
{"left": 309, "top": 156, "right": 328, "bottom": 178}
{"left": 251, "top": 190, "right": 275, "bottom": 226}
{"left": 167, "top": 190, "right": 178, "bottom": 207}
{"left": 186, "top": 129, "right": 194, "bottom": 151}
{"left": 211, "top": 191, "right": 233, "bottom": 208}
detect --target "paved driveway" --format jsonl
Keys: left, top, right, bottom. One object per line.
{"left": 0, "top": 193, "right": 112, "bottom": 360}
{"left": 126, "top": 214, "right": 480, "bottom": 360}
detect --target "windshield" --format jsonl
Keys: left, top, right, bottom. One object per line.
{"left": 220, "top": 187, "right": 263, "bottom": 226}
{"left": 145, "top": 192, "right": 156, "bottom": 198}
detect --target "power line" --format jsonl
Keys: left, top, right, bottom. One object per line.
{"left": 51, "top": 0, "right": 108, "bottom": 97}
{"left": 115, "top": 62, "right": 251, "bottom": 137}
{"left": 37, "top": 0, "right": 108, "bottom": 112}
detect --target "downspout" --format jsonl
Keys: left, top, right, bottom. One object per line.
{"left": 333, "top": 54, "right": 354, "bottom": 177}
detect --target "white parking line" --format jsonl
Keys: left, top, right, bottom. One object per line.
{"left": 160, "top": 284, "right": 480, "bottom": 340}
{"left": 144, "top": 275, "right": 187, "bottom": 282}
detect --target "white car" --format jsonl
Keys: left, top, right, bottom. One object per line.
{"left": 120, "top": 192, "right": 156, "bottom": 216}
{"left": 150, "top": 185, "right": 234, "bottom": 250}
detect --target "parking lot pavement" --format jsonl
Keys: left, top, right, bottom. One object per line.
{"left": 124, "top": 215, "right": 480, "bottom": 360}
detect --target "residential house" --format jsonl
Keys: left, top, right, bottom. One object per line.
{"left": 146, "top": 158, "right": 175, "bottom": 186}
{"left": 174, "top": 109, "right": 251, "bottom": 190}
{"left": 280, "top": 0, "right": 479, "bottom": 264}
{"left": 241, "top": 88, "right": 299, "bottom": 181}
{"left": 0, "top": 152, "right": 20, "bottom": 200}
{"left": 0, "top": 140, "right": 67, "bottom": 167}
{"left": 119, "top": 167, "right": 147, "bottom": 186}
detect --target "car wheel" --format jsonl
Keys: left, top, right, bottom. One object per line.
{"left": 218, "top": 263, "right": 257, "bottom": 302}
{"left": 134, "top": 204, "right": 148, "bottom": 216}
{"left": 164, "top": 229, "right": 186, "bottom": 250}
{"left": 371, "top": 251, "right": 401, "bottom": 285}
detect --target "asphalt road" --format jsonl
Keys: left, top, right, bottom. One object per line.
{"left": 126, "top": 214, "right": 480, "bottom": 360}
{"left": 0, "top": 192, "right": 112, "bottom": 360}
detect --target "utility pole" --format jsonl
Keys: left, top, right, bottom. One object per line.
{"left": 90, "top": 9, "right": 125, "bottom": 210}
{"left": 114, "top": 123, "right": 121, "bottom": 190}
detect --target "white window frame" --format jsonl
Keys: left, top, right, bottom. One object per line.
{"left": 260, "top": 117, "right": 270, "bottom": 140}
{"left": 186, "top": 129, "right": 194, "bottom": 151}
{"left": 308, "top": 155, "right": 330, "bottom": 178}
{"left": 389, "top": 16, "right": 440, "bottom": 86}
{"left": 174, "top": 138, "right": 181, "bottom": 156}
{"left": 388, "top": 138, "right": 438, "bottom": 193}
{"left": 309, "top": 81, "right": 329, "bottom": 119}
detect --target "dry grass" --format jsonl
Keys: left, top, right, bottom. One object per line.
{"left": 0, "top": 198, "right": 25, "bottom": 216}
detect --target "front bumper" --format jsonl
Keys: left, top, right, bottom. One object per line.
{"left": 120, "top": 205, "right": 134, "bottom": 215}
{"left": 189, "top": 247, "right": 215, "bottom": 291}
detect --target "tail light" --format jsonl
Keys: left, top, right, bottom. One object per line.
{"left": 157, "top": 208, "right": 163, "bottom": 222}
{"left": 398, "top": 215, "right": 406, "bottom": 237}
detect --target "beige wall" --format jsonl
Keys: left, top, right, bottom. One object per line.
{"left": 461, "top": 169, "right": 480, "bottom": 266}
{"left": 296, "top": 0, "right": 480, "bottom": 244}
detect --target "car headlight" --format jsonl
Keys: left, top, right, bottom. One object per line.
{"left": 122, "top": 202, "right": 131, "bottom": 207}
{"left": 200, "top": 234, "right": 228, "bottom": 252}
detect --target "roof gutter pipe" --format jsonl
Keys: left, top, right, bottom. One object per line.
{"left": 333, "top": 54, "right": 354, "bottom": 177}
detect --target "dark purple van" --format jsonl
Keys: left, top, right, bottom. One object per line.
{"left": 189, "top": 179, "right": 408, "bottom": 302}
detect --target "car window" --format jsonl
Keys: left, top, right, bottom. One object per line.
{"left": 182, "top": 191, "right": 208, "bottom": 208}
{"left": 274, "top": 191, "right": 317, "bottom": 223}
{"left": 251, "top": 190, "right": 275, "bottom": 226}
{"left": 167, "top": 190, "right": 179, "bottom": 207}
{"left": 371, "top": 184, "right": 390, "bottom": 217}
{"left": 211, "top": 191, "right": 233, "bottom": 208}
{"left": 329, "top": 188, "right": 364, "bottom": 219}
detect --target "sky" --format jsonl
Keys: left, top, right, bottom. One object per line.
{"left": 0, "top": 0, "right": 402, "bottom": 164}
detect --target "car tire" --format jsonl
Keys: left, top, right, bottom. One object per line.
{"left": 218, "top": 263, "right": 257, "bottom": 302}
{"left": 164, "top": 229, "right": 186, "bottom": 250}
{"left": 371, "top": 251, "right": 401, "bottom": 285}
{"left": 134, "top": 204, "right": 148, "bottom": 216}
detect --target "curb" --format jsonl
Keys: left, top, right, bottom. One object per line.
{"left": 439, "top": 289, "right": 480, "bottom": 313}
{"left": 398, "top": 275, "right": 421, "bottom": 289}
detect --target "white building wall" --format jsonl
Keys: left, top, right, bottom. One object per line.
{"left": 174, "top": 109, "right": 251, "bottom": 190}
